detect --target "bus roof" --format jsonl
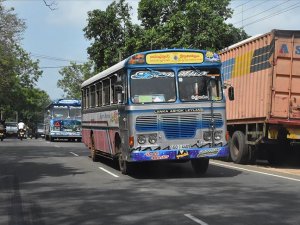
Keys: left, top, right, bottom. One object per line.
{"left": 81, "top": 48, "right": 221, "bottom": 88}
{"left": 81, "top": 59, "right": 127, "bottom": 88}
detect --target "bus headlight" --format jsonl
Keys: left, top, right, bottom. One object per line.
{"left": 137, "top": 135, "right": 146, "bottom": 144}
{"left": 214, "top": 131, "right": 222, "bottom": 141}
{"left": 148, "top": 134, "right": 157, "bottom": 144}
{"left": 203, "top": 131, "right": 212, "bottom": 141}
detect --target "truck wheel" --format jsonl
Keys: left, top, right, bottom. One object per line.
{"left": 191, "top": 158, "right": 209, "bottom": 175}
{"left": 230, "top": 131, "right": 249, "bottom": 164}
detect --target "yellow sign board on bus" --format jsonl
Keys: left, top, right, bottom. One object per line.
{"left": 146, "top": 52, "right": 204, "bottom": 64}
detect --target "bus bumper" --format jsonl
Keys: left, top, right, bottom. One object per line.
{"left": 130, "top": 145, "right": 229, "bottom": 162}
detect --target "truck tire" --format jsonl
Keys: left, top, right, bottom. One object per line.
{"left": 230, "top": 131, "right": 249, "bottom": 164}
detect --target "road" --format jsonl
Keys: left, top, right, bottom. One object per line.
{"left": 0, "top": 138, "right": 299, "bottom": 225}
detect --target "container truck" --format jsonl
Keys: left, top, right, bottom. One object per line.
{"left": 219, "top": 29, "right": 300, "bottom": 165}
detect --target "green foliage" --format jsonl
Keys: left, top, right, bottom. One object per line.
{"left": 0, "top": 1, "right": 51, "bottom": 125}
{"left": 83, "top": 0, "right": 249, "bottom": 71}
{"left": 83, "top": 0, "right": 137, "bottom": 71}
{"left": 57, "top": 61, "right": 94, "bottom": 99}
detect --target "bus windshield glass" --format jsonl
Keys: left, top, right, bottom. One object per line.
{"left": 69, "top": 107, "right": 81, "bottom": 119}
{"left": 52, "top": 106, "right": 68, "bottom": 118}
{"left": 178, "top": 68, "right": 222, "bottom": 102}
{"left": 130, "top": 69, "right": 176, "bottom": 104}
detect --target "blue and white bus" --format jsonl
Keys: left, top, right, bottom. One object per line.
{"left": 81, "top": 49, "right": 234, "bottom": 175}
{"left": 44, "top": 99, "right": 82, "bottom": 142}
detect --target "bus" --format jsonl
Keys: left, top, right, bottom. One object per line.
{"left": 81, "top": 49, "right": 234, "bottom": 175}
{"left": 44, "top": 99, "right": 82, "bottom": 142}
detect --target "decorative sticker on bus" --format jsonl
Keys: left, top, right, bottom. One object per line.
{"left": 205, "top": 51, "right": 221, "bottom": 62}
{"left": 131, "top": 71, "right": 174, "bottom": 79}
{"left": 82, "top": 110, "right": 119, "bottom": 127}
{"left": 146, "top": 52, "right": 204, "bottom": 64}
{"left": 154, "top": 108, "right": 204, "bottom": 114}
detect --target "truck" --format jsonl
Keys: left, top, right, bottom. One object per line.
{"left": 219, "top": 29, "right": 300, "bottom": 165}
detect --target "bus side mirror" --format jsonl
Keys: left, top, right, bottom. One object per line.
{"left": 117, "top": 93, "right": 123, "bottom": 104}
{"left": 115, "top": 85, "right": 124, "bottom": 104}
{"left": 228, "top": 86, "right": 234, "bottom": 101}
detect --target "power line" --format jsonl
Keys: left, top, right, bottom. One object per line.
{"left": 232, "top": 0, "right": 292, "bottom": 26}
{"left": 31, "top": 53, "right": 87, "bottom": 64}
{"left": 243, "top": 2, "right": 300, "bottom": 27}
{"left": 233, "top": 0, "right": 273, "bottom": 16}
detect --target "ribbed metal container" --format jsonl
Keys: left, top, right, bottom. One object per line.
{"left": 220, "top": 29, "right": 300, "bottom": 124}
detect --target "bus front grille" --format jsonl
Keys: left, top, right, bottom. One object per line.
{"left": 161, "top": 115, "right": 197, "bottom": 139}
{"left": 136, "top": 116, "right": 158, "bottom": 131}
{"left": 202, "top": 113, "right": 223, "bottom": 128}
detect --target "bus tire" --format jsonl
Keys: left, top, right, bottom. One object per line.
{"left": 118, "top": 152, "right": 131, "bottom": 175}
{"left": 191, "top": 158, "right": 209, "bottom": 175}
{"left": 230, "top": 131, "right": 249, "bottom": 164}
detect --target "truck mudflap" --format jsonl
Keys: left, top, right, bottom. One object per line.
{"left": 130, "top": 145, "right": 229, "bottom": 162}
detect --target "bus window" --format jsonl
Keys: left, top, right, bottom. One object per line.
{"left": 130, "top": 70, "right": 176, "bottom": 104}
{"left": 178, "top": 69, "right": 222, "bottom": 101}
{"left": 53, "top": 106, "right": 69, "bottom": 118}
{"left": 103, "top": 79, "right": 110, "bottom": 105}
{"left": 111, "top": 75, "right": 118, "bottom": 104}
{"left": 86, "top": 88, "right": 90, "bottom": 108}
{"left": 81, "top": 90, "right": 85, "bottom": 109}
{"left": 96, "top": 82, "right": 102, "bottom": 107}
{"left": 90, "top": 85, "right": 96, "bottom": 108}
{"left": 70, "top": 106, "right": 81, "bottom": 119}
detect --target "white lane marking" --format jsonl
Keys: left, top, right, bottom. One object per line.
{"left": 54, "top": 145, "right": 60, "bottom": 148}
{"left": 98, "top": 167, "right": 119, "bottom": 178}
{"left": 70, "top": 152, "right": 79, "bottom": 157}
{"left": 210, "top": 161, "right": 300, "bottom": 182}
{"left": 184, "top": 214, "right": 209, "bottom": 225}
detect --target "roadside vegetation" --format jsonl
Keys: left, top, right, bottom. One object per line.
{"left": 0, "top": 0, "right": 51, "bottom": 125}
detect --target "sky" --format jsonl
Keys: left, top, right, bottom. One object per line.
{"left": 3, "top": 0, "right": 300, "bottom": 100}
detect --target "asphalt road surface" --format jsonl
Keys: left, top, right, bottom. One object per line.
{"left": 0, "top": 138, "right": 299, "bottom": 225}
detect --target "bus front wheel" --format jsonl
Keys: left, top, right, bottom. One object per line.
{"left": 118, "top": 152, "right": 131, "bottom": 175}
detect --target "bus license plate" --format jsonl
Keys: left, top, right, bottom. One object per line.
{"left": 170, "top": 144, "right": 190, "bottom": 149}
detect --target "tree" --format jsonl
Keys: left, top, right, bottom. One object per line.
{"left": 137, "top": 0, "right": 249, "bottom": 51}
{"left": 83, "top": 0, "right": 137, "bottom": 71}
{"left": 0, "top": 1, "right": 51, "bottom": 124}
{"left": 84, "top": 0, "right": 248, "bottom": 72}
{"left": 57, "top": 61, "right": 94, "bottom": 99}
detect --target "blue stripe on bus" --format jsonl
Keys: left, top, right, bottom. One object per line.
{"left": 130, "top": 145, "right": 229, "bottom": 161}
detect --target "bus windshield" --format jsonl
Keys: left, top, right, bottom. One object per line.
{"left": 178, "top": 68, "right": 222, "bottom": 101}
{"left": 53, "top": 106, "right": 69, "bottom": 118}
{"left": 130, "top": 69, "right": 176, "bottom": 103}
{"left": 69, "top": 107, "right": 81, "bottom": 118}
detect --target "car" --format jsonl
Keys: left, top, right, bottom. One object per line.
{"left": 5, "top": 122, "right": 18, "bottom": 137}
{"left": 35, "top": 123, "right": 45, "bottom": 138}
